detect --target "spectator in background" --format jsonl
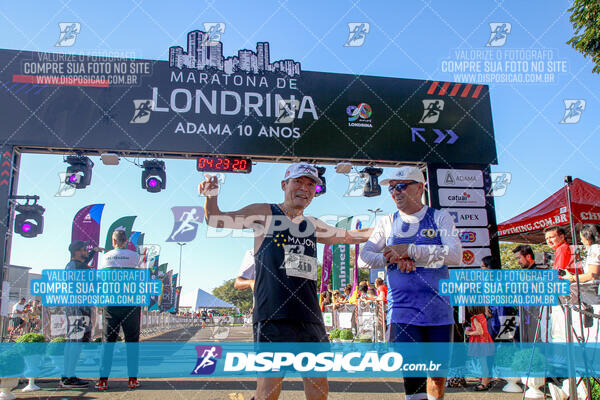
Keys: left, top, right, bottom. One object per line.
{"left": 9, "top": 297, "right": 27, "bottom": 335}
{"left": 320, "top": 291, "right": 332, "bottom": 312}
{"left": 96, "top": 230, "right": 142, "bottom": 391}
{"left": 509, "top": 245, "right": 544, "bottom": 342}
{"left": 562, "top": 224, "right": 600, "bottom": 305}
{"left": 332, "top": 290, "right": 344, "bottom": 309}
{"left": 234, "top": 249, "right": 255, "bottom": 291}
{"left": 358, "top": 283, "right": 369, "bottom": 299}
{"left": 545, "top": 226, "right": 581, "bottom": 274}
{"left": 480, "top": 256, "right": 498, "bottom": 270}
{"left": 511, "top": 246, "right": 539, "bottom": 269}
{"left": 480, "top": 256, "right": 518, "bottom": 342}
{"left": 344, "top": 285, "right": 352, "bottom": 300}
{"left": 62, "top": 240, "right": 103, "bottom": 389}
{"left": 464, "top": 306, "right": 495, "bottom": 391}
{"left": 363, "top": 288, "right": 378, "bottom": 303}
{"left": 375, "top": 277, "right": 388, "bottom": 304}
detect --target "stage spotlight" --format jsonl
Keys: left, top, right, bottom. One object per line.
{"left": 65, "top": 155, "right": 94, "bottom": 189}
{"left": 142, "top": 159, "right": 166, "bottom": 193}
{"left": 315, "top": 166, "right": 326, "bottom": 196}
{"left": 360, "top": 167, "right": 383, "bottom": 197}
{"left": 14, "top": 201, "right": 45, "bottom": 238}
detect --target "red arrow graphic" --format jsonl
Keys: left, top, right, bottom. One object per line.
{"left": 1, "top": 170, "right": 9, "bottom": 176}
{"left": 2, "top": 152, "right": 10, "bottom": 158}
{"left": 0, "top": 179, "right": 8, "bottom": 186}
{"left": 1, "top": 161, "right": 10, "bottom": 167}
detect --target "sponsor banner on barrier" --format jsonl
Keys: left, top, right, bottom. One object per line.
{"left": 457, "top": 228, "right": 490, "bottom": 247}
{"left": 459, "top": 247, "right": 491, "bottom": 267}
{"left": 444, "top": 208, "right": 488, "bottom": 227}
{"left": 436, "top": 169, "right": 484, "bottom": 188}
{"left": 438, "top": 188, "right": 486, "bottom": 207}
{"left": 0, "top": 342, "right": 598, "bottom": 378}
{"left": 368, "top": 268, "right": 386, "bottom": 283}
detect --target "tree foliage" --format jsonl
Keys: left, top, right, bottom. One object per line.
{"left": 499, "top": 242, "right": 552, "bottom": 269}
{"left": 567, "top": 0, "right": 600, "bottom": 73}
{"left": 212, "top": 278, "right": 253, "bottom": 312}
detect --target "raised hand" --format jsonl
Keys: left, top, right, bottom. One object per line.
{"left": 198, "top": 174, "right": 219, "bottom": 197}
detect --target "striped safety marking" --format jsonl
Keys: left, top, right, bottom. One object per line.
{"left": 426, "top": 81, "right": 484, "bottom": 98}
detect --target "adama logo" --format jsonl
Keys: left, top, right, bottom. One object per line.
{"left": 191, "top": 345, "right": 222, "bottom": 375}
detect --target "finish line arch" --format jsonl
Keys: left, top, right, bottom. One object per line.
{"left": 0, "top": 32, "right": 499, "bottom": 285}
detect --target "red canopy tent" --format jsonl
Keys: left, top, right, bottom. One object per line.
{"left": 497, "top": 178, "right": 600, "bottom": 243}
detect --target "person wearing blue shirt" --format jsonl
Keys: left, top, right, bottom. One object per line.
{"left": 359, "top": 166, "right": 462, "bottom": 400}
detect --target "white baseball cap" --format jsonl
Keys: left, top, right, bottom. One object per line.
{"left": 283, "top": 163, "right": 323, "bottom": 185}
{"left": 380, "top": 166, "right": 426, "bottom": 185}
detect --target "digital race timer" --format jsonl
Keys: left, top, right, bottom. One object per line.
{"left": 196, "top": 156, "right": 252, "bottom": 173}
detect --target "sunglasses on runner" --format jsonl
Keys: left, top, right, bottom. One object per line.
{"left": 388, "top": 181, "right": 418, "bottom": 193}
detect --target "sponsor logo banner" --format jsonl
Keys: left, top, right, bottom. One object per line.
{"left": 457, "top": 228, "right": 490, "bottom": 247}
{"left": 444, "top": 208, "right": 488, "bottom": 227}
{"left": 436, "top": 169, "right": 483, "bottom": 188}
{"left": 438, "top": 188, "right": 486, "bottom": 207}
{"left": 459, "top": 248, "right": 492, "bottom": 267}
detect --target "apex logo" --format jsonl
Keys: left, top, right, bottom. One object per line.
{"left": 449, "top": 211, "right": 459, "bottom": 224}
{"left": 444, "top": 171, "right": 454, "bottom": 185}
{"left": 192, "top": 345, "right": 222, "bottom": 375}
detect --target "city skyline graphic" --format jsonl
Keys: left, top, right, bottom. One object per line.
{"left": 169, "top": 30, "right": 301, "bottom": 77}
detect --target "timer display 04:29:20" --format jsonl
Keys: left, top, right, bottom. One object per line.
{"left": 196, "top": 156, "right": 252, "bottom": 173}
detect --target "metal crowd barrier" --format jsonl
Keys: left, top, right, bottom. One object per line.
{"left": 41, "top": 306, "right": 200, "bottom": 340}
{"left": 322, "top": 300, "right": 387, "bottom": 342}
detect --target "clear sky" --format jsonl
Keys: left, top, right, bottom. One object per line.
{"left": 2, "top": 1, "right": 599, "bottom": 307}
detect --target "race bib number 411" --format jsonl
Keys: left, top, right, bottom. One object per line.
{"left": 283, "top": 246, "right": 317, "bottom": 280}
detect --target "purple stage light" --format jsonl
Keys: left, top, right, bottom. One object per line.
{"left": 68, "top": 174, "right": 78, "bottom": 183}
{"left": 147, "top": 177, "right": 159, "bottom": 188}
{"left": 315, "top": 184, "right": 323, "bottom": 193}
{"left": 22, "top": 223, "right": 32, "bottom": 232}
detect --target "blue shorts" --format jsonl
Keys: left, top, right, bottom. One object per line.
{"left": 386, "top": 323, "right": 452, "bottom": 394}
{"left": 386, "top": 323, "right": 452, "bottom": 343}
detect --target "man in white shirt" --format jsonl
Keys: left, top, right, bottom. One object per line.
{"left": 96, "top": 229, "right": 141, "bottom": 391}
{"left": 11, "top": 297, "right": 26, "bottom": 317}
{"left": 10, "top": 297, "right": 26, "bottom": 334}
{"left": 359, "top": 166, "right": 462, "bottom": 400}
{"left": 234, "top": 250, "right": 255, "bottom": 328}
{"left": 234, "top": 249, "right": 255, "bottom": 291}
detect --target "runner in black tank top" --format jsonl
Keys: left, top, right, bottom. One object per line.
{"left": 199, "top": 163, "right": 373, "bottom": 400}
{"left": 253, "top": 204, "right": 326, "bottom": 342}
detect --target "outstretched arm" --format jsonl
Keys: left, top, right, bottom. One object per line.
{"left": 358, "top": 217, "right": 389, "bottom": 269}
{"left": 199, "top": 175, "right": 270, "bottom": 229}
{"left": 309, "top": 217, "right": 373, "bottom": 245}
